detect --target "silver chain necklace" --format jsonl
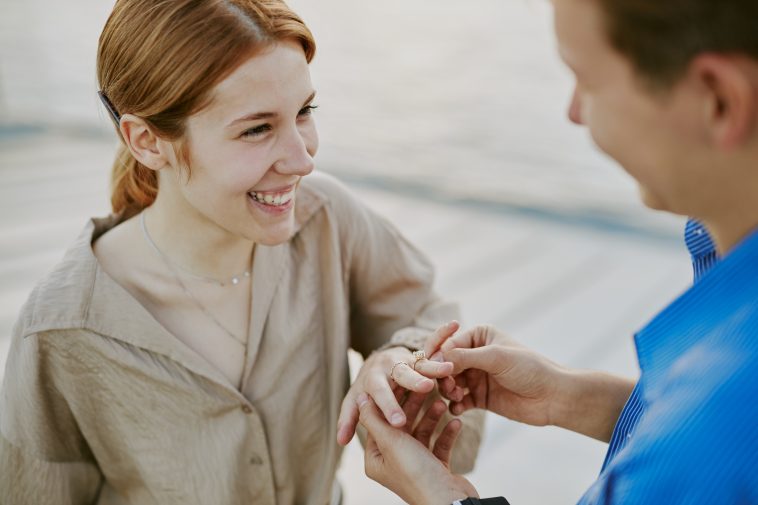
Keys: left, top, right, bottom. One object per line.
{"left": 140, "top": 212, "right": 251, "bottom": 347}
{"left": 141, "top": 213, "right": 250, "bottom": 287}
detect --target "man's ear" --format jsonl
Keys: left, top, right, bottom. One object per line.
{"left": 691, "top": 54, "right": 757, "bottom": 150}
{"left": 119, "top": 114, "right": 171, "bottom": 171}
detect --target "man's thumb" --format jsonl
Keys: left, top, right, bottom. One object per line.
{"left": 445, "top": 346, "right": 504, "bottom": 375}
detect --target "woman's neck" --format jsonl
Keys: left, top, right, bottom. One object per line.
{"left": 143, "top": 196, "right": 255, "bottom": 282}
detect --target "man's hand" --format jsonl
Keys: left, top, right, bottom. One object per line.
{"left": 358, "top": 392, "right": 478, "bottom": 505}
{"left": 437, "top": 324, "right": 635, "bottom": 442}
{"left": 438, "top": 324, "right": 563, "bottom": 427}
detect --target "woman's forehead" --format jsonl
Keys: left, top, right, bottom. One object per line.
{"left": 200, "top": 42, "right": 313, "bottom": 123}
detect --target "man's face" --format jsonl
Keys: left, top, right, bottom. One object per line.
{"left": 553, "top": 0, "right": 709, "bottom": 215}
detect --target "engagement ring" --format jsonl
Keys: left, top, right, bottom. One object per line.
{"left": 389, "top": 361, "right": 410, "bottom": 382}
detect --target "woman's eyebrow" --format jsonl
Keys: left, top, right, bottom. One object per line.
{"left": 226, "top": 90, "right": 317, "bottom": 128}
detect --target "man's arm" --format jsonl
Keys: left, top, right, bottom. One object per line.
{"left": 439, "top": 325, "right": 634, "bottom": 442}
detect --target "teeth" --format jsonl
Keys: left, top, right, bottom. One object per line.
{"left": 250, "top": 189, "right": 294, "bottom": 207}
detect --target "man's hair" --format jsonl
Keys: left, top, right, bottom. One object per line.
{"left": 598, "top": 0, "right": 758, "bottom": 88}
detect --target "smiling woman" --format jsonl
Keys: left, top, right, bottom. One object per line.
{"left": 0, "top": 1, "right": 482, "bottom": 504}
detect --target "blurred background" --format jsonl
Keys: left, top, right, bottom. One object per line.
{"left": 0, "top": 0, "right": 693, "bottom": 504}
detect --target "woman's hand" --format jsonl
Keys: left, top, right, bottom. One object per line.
{"left": 337, "top": 321, "right": 461, "bottom": 446}
{"left": 358, "top": 392, "right": 478, "bottom": 505}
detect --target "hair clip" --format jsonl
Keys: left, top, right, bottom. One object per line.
{"left": 97, "top": 90, "right": 122, "bottom": 126}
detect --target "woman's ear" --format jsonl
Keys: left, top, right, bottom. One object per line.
{"left": 691, "top": 54, "right": 757, "bottom": 150}
{"left": 119, "top": 114, "right": 171, "bottom": 171}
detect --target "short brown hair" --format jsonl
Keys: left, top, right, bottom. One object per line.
{"left": 598, "top": 0, "right": 758, "bottom": 88}
{"left": 97, "top": 0, "right": 316, "bottom": 216}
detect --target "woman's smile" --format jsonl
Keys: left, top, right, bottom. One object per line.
{"left": 247, "top": 184, "right": 296, "bottom": 215}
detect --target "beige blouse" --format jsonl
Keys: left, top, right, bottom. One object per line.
{"left": 0, "top": 172, "right": 483, "bottom": 505}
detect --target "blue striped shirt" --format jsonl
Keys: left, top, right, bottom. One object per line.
{"left": 599, "top": 219, "right": 719, "bottom": 470}
{"left": 579, "top": 220, "right": 758, "bottom": 503}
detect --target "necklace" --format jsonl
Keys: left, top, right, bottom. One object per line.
{"left": 140, "top": 213, "right": 250, "bottom": 287}
{"left": 140, "top": 212, "right": 251, "bottom": 347}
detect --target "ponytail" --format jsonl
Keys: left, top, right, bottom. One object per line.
{"left": 110, "top": 143, "right": 158, "bottom": 217}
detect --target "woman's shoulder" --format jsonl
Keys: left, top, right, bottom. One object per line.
{"left": 299, "top": 171, "right": 355, "bottom": 206}
{"left": 15, "top": 216, "right": 120, "bottom": 338}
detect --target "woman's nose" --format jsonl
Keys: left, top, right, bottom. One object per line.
{"left": 274, "top": 128, "right": 316, "bottom": 176}
{"left": 567, "top": 87, "right": 584, "bottom": 125}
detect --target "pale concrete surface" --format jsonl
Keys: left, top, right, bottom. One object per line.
{"left": 0, "top": 132, "right": 692, "bottom": 504}
{"left": 0, "top": 0, "right": 684, "bottom": 237}
{"left": 1, "top": 0, "right": 695, "bottom": 502}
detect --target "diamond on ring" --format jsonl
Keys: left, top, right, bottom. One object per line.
{"left": 412, "top": 349, "right": 427, "bottom": 370}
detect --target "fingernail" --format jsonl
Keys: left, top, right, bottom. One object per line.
{"left": 430, "top": 351, "right": 443, "bottom": 362}
{"left": 391, "top": 413, "right": 405, "bottom": 425}
{"left": 356, "top": 393, "right": 369, "bottom": 407}
{"left": 448, "top": 320, "right": 458, "bottom": 328}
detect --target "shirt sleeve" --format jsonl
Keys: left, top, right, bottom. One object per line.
{"left": 577, "top": 364, "right": 758, "bottom": 505}
{"left": 0, "top": 331, "right": 103, "bottom": 505}
{"left": 329, "top": 188, "right": 459, "bottom": 355}
{"left": 320, "top": 175, "right": 484, "bottom": 474}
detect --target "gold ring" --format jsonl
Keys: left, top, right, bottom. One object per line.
{"left": 412, "top": 349, "right": 427, "bottom": 371}
{"left": 389, "top": 361, "right": 410, "bottom": 382}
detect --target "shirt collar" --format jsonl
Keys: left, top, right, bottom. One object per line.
{"left": 635, "top": 224, "right": 758, "bottom": 394}
{"left": 16, "top": 178, "right": 327, "bottom": 342}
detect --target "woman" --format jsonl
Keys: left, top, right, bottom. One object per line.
{"left": 0, "top": 1, "right": 481, "bottom": 504}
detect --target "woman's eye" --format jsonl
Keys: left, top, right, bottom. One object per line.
{"left": 241, "top": 124, "right": 272, "bottom": 138}
{"left": 298, "top": 104, "right": 318, "bottom": 117}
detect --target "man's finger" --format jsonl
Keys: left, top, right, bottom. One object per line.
{"left": 449, "top": 395, "right": 476, "bottom": 416}
{"left": 439, "top": 326, "right": 478, "bottom": 353}
{"left": 401, "top": 391, "right": 428, "bottom": 434}
{"left": 424, "top": 320, "right": 460, "bottom": 358}
{"left": 432, "top": 418, "right": 462, "bottom": 465}
{"left": 445, "top": 346, "right": 506, "bottom": 375}
{"left": 438, "top": 376, "right": 457, "bottom": 398}
{"left": 357, "top": 394, "right": 397, "bottom": 450}
{"left": 413, "top": 400, "right": 447, "bottom": 448}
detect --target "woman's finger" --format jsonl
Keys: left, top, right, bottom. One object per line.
{"left": 336, "top": 393, "right": 359, "bottom": 446}
{"left": 391, "top": 361, "right": 435, "bottom": 394}
{"left": 413, "top": 400, "right": 447, "bottom": 448}
{"left": 370, "top": 373, "right": 409, "bottom": 427}
{"left": 432, "top": 418, "right": 462, "bottom": 466}
{"left": 413, "top": 358, "right": 454, "bottom": 378}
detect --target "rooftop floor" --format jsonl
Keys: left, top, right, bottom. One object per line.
{"left": 0, "top": 131, "right": 692, "bottom": 504}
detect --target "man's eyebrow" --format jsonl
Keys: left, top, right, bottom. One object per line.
{"left": 226, "top": 91, "right": 317, "bottom": 128}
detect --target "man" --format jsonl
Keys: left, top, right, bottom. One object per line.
{"left": 356, "top": 0, "right": 758, "bottom": 503}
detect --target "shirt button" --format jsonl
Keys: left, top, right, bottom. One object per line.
{"left": 241, "top": 405, "right": 253, "bottom": 414}
{"left": 249, "top": 454, "right": 263, "bottom": 465}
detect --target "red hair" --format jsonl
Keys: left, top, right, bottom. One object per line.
{"left": 97, "top": 0, "right": 316, "bottom": 216}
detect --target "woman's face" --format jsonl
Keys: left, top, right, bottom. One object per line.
{"left": 165, "top": 41, "right": 318, "bottom": 246}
